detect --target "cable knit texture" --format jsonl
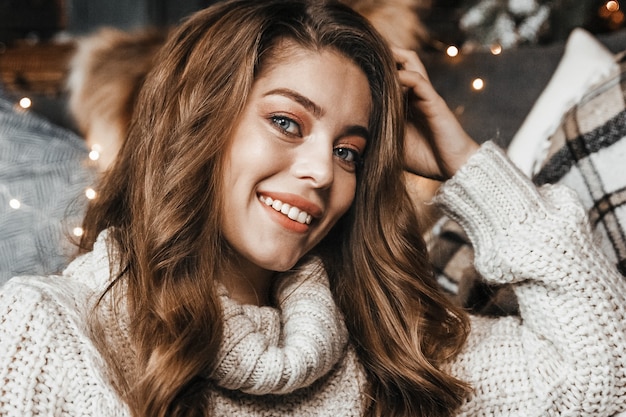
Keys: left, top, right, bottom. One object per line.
{"left": 0, "top": 234, "right": 366, "bottom": 416}
{"left": 1, "top": 142, "right": 625, "bottom": 416}
{"left": 213, "top": 259, "right": 349, "bottom": 394}
{"left": 435, "top": 142, "right": 626, "bottom": 416}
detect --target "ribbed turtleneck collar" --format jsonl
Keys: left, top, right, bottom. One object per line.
{"left": 211, "top": 258, "right": 348, "bottom": 395}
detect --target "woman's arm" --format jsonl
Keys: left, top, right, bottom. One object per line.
{"left": 435, "top": 142, "right": 626, "bottom": 415}
{"left": 397, "top": 47, "right": 626, "bottom": 415}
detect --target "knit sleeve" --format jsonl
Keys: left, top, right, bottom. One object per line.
{"left": 434, "top": 141, "right": 626, "bottom": 416}
{"left": 0, "top": 276, "right": 128, "bottom": 416}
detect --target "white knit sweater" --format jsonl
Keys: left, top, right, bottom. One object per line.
{"left": 1, "top": 142, "right": 625, "bottom": 416}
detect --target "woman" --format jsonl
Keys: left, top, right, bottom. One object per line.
{"left": 1, "top": 0, "right": 625, "bottom": 416}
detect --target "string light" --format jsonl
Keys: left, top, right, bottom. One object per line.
{"left": 435, "top": 40, "right": 499, "bottom": 97}
{"left": 472, "top": 78, "right": 485, "bottom": 91}
{"left": 607, "top": 1, "right": 620, "bottom": 12}
{"left": 446, "top": 45, "right": 459, "bottom": 57}
{"left": 73, "top": 227, "right": 84, "bottom": 237}
{"left": 599, "top": 0, "right": 624, "bottom": 28}
{"left": 85, "top": 188, "right": 97, "bottom": 200}
{"left": 88, "top": 144, "right": 102, "bottom": 161}
{"left": 490, "top": 44, "right": 502, "bottom": 55}
{"left": 88, "top": 150, "right": 100, "bottom": 161}
{"left": 18, "top": 97, "right": 32, "bottom": 109}
{"left": 9, "top": 199, "right": 21, "bottom": 209}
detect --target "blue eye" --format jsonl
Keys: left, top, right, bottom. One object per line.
{"left": 271, "top": 115, "right": 301, "bottom": 136}
{"left": 333, "top": 147, "right": 361, "bottom": 165}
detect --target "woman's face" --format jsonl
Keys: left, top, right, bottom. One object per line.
{"left": 221, "top": 42, "right": 372, "bottom": 277}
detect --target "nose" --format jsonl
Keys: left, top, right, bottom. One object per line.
{"left": 292, "top": 138, "right": 334, "bottom": 189}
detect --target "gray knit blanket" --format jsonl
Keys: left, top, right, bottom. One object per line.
{"left": 0, "top": 91, "right": 96, "bottom": 284}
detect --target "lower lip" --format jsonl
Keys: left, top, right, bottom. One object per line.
{"left": 260, "top": 200, "right": 311, "bottom": 233}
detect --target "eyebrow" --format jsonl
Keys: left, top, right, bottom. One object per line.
{"left": 345, "top": 125, "right": 371, "bottom": 142}
{"left": 263, "top": 88, "right": 371, "bottom": 141}
{"left": 264, "top": 88, "right": 325, "bottom": 118}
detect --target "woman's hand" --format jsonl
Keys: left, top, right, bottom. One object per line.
{"left": 394, "top": 48, "right": 480, "bottom": 181}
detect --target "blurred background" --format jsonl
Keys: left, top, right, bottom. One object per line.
{"left": 0, "top": 0, "right": 622, "bottom": 46}
{"left": 0, "top": 0, "right": 214, "bottom": 41}
{"left": 1, "top": 0, "right": 625, "bottom": 141}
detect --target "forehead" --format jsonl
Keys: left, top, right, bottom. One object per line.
{"left": 253, "top": 40, "right": 372, "bottom": 120}
{"left": 258, "top": 39, "right": 366, "bottom": 85}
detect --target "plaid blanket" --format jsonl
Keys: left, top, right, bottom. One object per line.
{"left": 429, "top": 53, "right": 626, "bottom": 315}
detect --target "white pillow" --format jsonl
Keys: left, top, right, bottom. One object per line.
{"left": 507, "top": 28, "right": 617, "bottom": 176}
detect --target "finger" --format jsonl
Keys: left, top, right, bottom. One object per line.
{"left": 392, "top": 47, "right": 429, "bottom": 81}
{"left": 397, "top": 69, "right": 440, "bottom": 104}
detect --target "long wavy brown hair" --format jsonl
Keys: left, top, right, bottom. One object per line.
{"left": 80, "top": 0, "right": 470, "bottom": 416}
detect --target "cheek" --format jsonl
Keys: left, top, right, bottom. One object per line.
{"left": 331, "top": 172, "right": 357, "bottom": 218}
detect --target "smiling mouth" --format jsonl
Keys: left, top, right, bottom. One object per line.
{"left": 259, "top": 195, "right": 313, "bottom": 225}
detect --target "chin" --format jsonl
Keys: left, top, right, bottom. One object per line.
{"left": 260, "top": 257, "right": 302, "bottom": 273}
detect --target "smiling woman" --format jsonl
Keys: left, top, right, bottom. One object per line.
{"left": 1, "top": 1, "right": 626, "bottom": 417}
{"left": 220, "top": 43, "right": 371, "bottom": 301}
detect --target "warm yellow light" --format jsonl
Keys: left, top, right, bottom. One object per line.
{"left": 607, "top": 1, "right": 620, "bottom": 12}
{"left": 89, "top": 150, "right": 100, "bottom": 161}
{"left": 85, "top": 188, "right": 97, "bottom": 200}
{"left": 490, "top": 44, "right": 502, "bottom": 55}
{"left": 601, "top": 1, "right": 621, "bottom": 18}
{"left": 19, "top": 97, "right": 32, "bottom": 109}
{"left": 73, "top": 227, "right": 84, "bottom": 237}
{"left": 446, "top": 45, "right": 459, "bottom": 57}
{"left": 472, "top": 78, "right": 485, "bottom": 90}
{"left": 9, "top": 199, "right": 21, "bottom": 209}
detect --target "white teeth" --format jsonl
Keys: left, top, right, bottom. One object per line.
{"left": 297, "top": 211, "right": 308, "bottom": 223}
{"left": 288, "top": 206, "right": 299, "bottom": 220}
{"left": 259, "top": 195, "right": 313, "bottom": 225}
